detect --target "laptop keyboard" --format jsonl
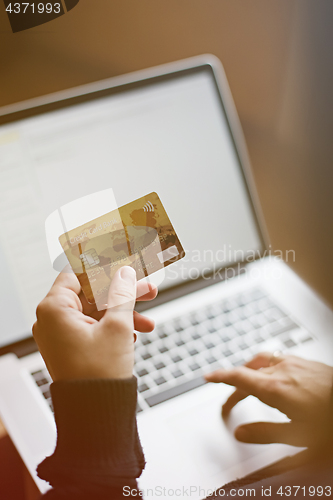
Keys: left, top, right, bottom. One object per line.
{"left": 31, "top": 287, "right": 314, "bottom": 415}
{"left": 31, "top": 370, "right": 53, "bottom": 413}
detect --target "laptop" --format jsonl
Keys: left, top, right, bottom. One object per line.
{"left": 0, "top": 55, "right": 332, "bottom": 498}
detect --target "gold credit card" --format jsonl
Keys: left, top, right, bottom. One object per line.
{"left": 59, "top": 192, "right": 185, "bottom": 310}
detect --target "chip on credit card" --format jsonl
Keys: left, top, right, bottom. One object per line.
{"left": 59, "top": 192, "right": 185, "bottom": 310}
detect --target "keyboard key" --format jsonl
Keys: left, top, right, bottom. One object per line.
{"left": 188, "top": 348, "right": 198, "bottom": 356}
{"left": 228, "top": 311, "right": 241, "bottom": 324}
{"left": 157, "top": 330, "right": 167, "bottom": 339}
{"left": 290, "top": 329, "right": 312, "bottom": 344}
{"left": 249, "top": 301, "right": 261, "bottom": 313}
{"left": 191, "top": 316, "right": 200, "bottom": 326}
{"left": 155, "top": 362, "right": 165, "bottom": 371}
{"left": 263, "top": 314, "right": 276, "bottom": 323}
{"left": 251, "top": 289, "right": 266, "bottom": 301}
{"left": 220, "top": 335, "right": 231, "bottom": 343}
{"left": 206, "top": 355, "right": 217, "bottom": 364}
{"left": 205, "top": 309, "right": 215, "bottom": 320}
{"left": 31, "top": 370, "right": 43, "bottom": 378}
{"left": 36, "top": 378, "right": 49, "bottom": 387}
{"left": 255, "top": 336, "right": 265, "bottom": 343}
{"left": 43, "top": 389, "right": 51, "bottom": 400}
{"left": 284, "top": 338, "right": 297, "bottom": 349}
{"left": 269, "top": 307, "right": 286, "bottom": 319}
{"left": 138, "top": 383, "right": 150, "bottom": 393}
{"left": 146, "top": 377, "right": 206, "bottom": 407}
{"left": 192, "top": 331, "right": 201, "bottom": 340}
{"left": 155, "top": 376, "right": 167, "bottom": 386}
{"left": 207, "top": 326, "right": 216, "bottom": 333}
{"left": 221, "top": 302, "right": 230, "bottom": 313}
{"left": 227, "top": 327, "right": 238, "bottom": 338}
{"left": 266, "top": 322, "right": 299, "bottom": 337}
{"left": 172, "top": 369, "right": 183, "bottom": 378}
{"left": 141, "top": 337, "right": 152, "bottom": 346}
{"left": 225, "top": 299, "right": 238, "bottom": 311}
{"left": 159, "top": 346, "right": 168, "bottom": 354}
{"left": 238, "top": 342, "right": 248, "bottom": 350}
{"left": 237, "top": 307, "right": 247, "bottom": 320}
{"left": 279, "top": 316, "right": 297, "bottom": 327}
{"left": 235, "top": 295, "right": 246, "bottom": 307}
{"left": 238, "top": 294, "right": 252, "bottom": 306}
{"left": 175, "top": 339, "right": 185, "bottom": 347}
{"left": 137, "top": 368, "right": 148, "bottom": 377}
{"left": 222, "top": 349, "right": 233, "bottom": 357}
{"left": 249, "top": 316, "right": 263, "bottom": 328}
{"left": 257, "top": 298, "right": 274, "bottom": 311}
{"left": 174, "top": 324, "right": 183, "bottom": 333}
{"left": 301, "top": 336, "right": 313, "bottom": 343}
{"left": 172, "top": 355, "right": 182, "bottom": 363}
{"left": 142, "top": 352, "right": 152, "bottom": 360}
{"left": 234, "top": 326, "right": 246, "bottom": 336}
{"left": 233, "top": 358, "right": 245, "bottom": 367}
{"left": 205, "top": 342, "right": 215, "bottom": 350}
{"left": 189, "top": 363, "right": 200, "bottom": 371}
{"left": 137, "top": 403, "right": 142, "bottom": 413}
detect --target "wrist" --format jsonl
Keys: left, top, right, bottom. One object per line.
{"left": 48, "top": 352, "right": 134, "bottom": 382}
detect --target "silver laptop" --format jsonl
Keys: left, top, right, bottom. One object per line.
{"left": 0, "top": 55, "right": 332, "bottom": 498}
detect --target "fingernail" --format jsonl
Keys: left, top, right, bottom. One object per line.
{"left": 120, "top": 266, "right": 136, "bottom": 284}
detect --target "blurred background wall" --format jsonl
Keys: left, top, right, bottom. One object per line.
{"left": 0, "top": 0, "right": 332, "bottom": 306}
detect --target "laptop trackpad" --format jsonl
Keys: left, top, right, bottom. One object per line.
{"left": 166, "top": 393, "right": 293, "bottom": 479}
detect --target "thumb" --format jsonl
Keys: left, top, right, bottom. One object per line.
{"left": 235, "top": 421, "right": 308, "bottom": 446}
{"left": 104, "top": 266, "right": 137, "bottom": 317}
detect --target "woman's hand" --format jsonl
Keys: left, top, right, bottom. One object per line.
{"left": 33, "top": 266, "right": 157, "bottom": 381}
{"left": 205, "top": 352, "right": 333, "bottom": 447}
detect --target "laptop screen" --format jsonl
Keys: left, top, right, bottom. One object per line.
{"left": 0, "top": 63, "right": 263, "bottom": 348}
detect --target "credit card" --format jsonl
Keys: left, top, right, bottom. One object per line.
{"left": 59, "top": 192, "right": 185, "bottom": 310}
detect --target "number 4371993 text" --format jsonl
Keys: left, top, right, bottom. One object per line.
{"left": 6, "top": 3, "right": 61, "bottom": 14}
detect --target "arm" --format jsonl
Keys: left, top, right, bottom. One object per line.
{"left": 32, "top": 266, "right": 157, "bottom": 499}
{"left": 38, "top": 377, "right": 143, "bottom": 499}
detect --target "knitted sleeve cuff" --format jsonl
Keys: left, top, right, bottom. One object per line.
{"left": 37, "top": 377, "right": 145, "bottom": 487}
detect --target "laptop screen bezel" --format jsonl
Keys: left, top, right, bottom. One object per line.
{"left": 0, "top": 57, "right": 268, "bottom": 357}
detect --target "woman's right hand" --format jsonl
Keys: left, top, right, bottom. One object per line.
{"left": 205, "top": 353, "right": 333, "bottom": 448}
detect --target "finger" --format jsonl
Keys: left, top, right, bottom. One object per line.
{"left": 78, "top": 290, "right": 101, "bottom": 316}
{"left": 80, "top": 283, "right": 157, "bottom": 324}
{"left": 82, "top": 308, "right": 155, "bottom": 332}
{"left": 136, "top": 281, "right": 158, "bottom": 302}
{"left": 49, "top": 268, "right": 81, "bottom": 296}
{"left": 234, "top": 421, "right": 308, "bottom": 446}
{"left": 204, "top": 366, "right": 270, "bottom": 399}
{"left": 103, "top": 266, "right": 137, "bottom": 315}
{"left": 133, "top": 311, "right": 155, "bottom": 333}
{"left": 39, "top": 269, "right": 82, "bottom": 314}
{"left": 222, "top": 389, "right": 248, "bottom": 417}
{"left": 245, "top": 352, "right": 277, "bottom": 370}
